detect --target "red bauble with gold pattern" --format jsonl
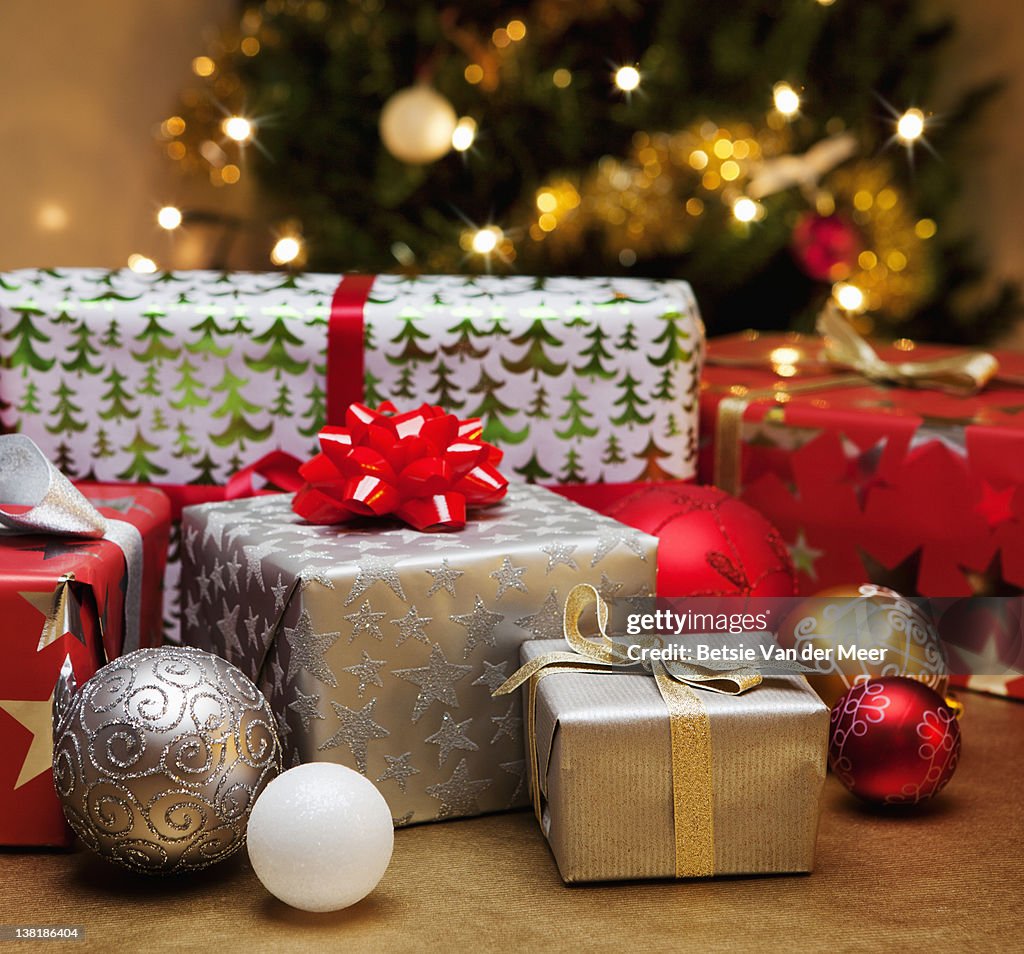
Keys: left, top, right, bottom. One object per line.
{"left": 829, "top": 677, "right": 961, "bottom": 805}
{"left": 605, "top": 483, "right": 797, "bottom": 597}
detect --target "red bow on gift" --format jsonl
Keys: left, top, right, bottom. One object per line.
{"left": 292, "top": 402, "right": 508, "bottom": 532}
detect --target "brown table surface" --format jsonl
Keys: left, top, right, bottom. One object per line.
{"left": 2, "top": 690, "right": 1021, "bottom": 954}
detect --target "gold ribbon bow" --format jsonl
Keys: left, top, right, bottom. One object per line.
{"left": 494, "top": 583, "right": 761, "bottom": 878}
{"left": 712, "top": 306, "right": 1001, "bottom": 494}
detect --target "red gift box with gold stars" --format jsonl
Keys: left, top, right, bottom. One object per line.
{"left": 0, "top": 485, "right": 169, "bottom": 846}
{"left": 698, "top": 329, "right": 1024, "bottom": 602}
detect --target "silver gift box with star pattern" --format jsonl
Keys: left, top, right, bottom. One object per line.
{"left": 179, "top": 482, "right": 657, "bottom": 826}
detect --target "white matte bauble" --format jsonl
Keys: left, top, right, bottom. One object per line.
{"left": 379, "top": 85, "right": 457, "bottom": 164}
{"left": 247, "top": 763, "right": 394, "bottom": 912}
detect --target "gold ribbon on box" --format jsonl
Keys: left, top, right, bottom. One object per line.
{"left": 494, "top": 583, "right": 761, "bottom": 878}
{"left": 711, "top": 304, "right": 1001, "bottom": 495}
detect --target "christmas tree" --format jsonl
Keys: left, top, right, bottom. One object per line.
{"left": 162, "top": 0, "right": 1018, "bottom": 342}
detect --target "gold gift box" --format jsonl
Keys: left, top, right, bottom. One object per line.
{"left": 520, "top": 638, "right": 829, "bottom": 883}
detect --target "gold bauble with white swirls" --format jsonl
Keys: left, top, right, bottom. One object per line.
{"left": 777, "top": 584, "right": 948, "bottom": 708}
{"left": 379, "top": 85, "right": 457, "bottom": 165}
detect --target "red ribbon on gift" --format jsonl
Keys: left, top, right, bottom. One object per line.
{"left": 292, "top": 401, "right": 508, "bottom": 531}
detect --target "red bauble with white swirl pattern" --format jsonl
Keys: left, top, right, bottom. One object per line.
{"left": 829, "top": 677, "right": 960, "bottom": 805}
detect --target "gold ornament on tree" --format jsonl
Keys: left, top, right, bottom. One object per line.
{"left": 379, "top": 85, "right": 458, "bottom": 165}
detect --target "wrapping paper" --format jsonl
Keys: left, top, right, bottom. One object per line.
{"left": 699, "top": 330, "right": 1024, "bottom": 597}
{"left": 521, "top": 639, "right": 828, "bottom": 882}
{"left": 179, "top": 483, "right": 657, "bottom": 825}
{"left": 0, "top": 484, "right": 170, "bottom": 846}
{"left": 0, "top": 269, "right": 702, "bottom": 487}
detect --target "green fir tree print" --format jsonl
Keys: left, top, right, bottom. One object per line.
{"left": 649, "top": 310, "right": 692, "bottom": 367}
{"left": 132, "top": 306, "right": 180, "bottom": 363}
{"left": 46, "top": 381, "right": 87, "bottom": 434}
{"left": 61, "top": 322, "right": 103, "bottom": 376}
{"left": 602, "top": 433, "right": 626, "bottom": 466}
{"left": 363, "top": 370, "right": 385, "bottom": 408}
{"left": 3, "top": 302, "right": 54, "bottom": 374}
{"left": 190, "top": 451, "right": 220, "bottom": 485}
{"left": 92, "top": 428, "right": 116, "bottom": 459}
{"left": 634, "top": 435, "right": 674, "bottom": 482}
{"left": 117, "top": 429, "right": 169, "bottom": 482}
{"left": 99, "top": 367, "right": 140, "bottom": 421}
{"left": 651, "top": 367, "right": 675, "bottom": 402}
{"left": 271, "top": 382, "right": 293, "bottom": 417}
{"left": 17, "top": 381, "right": 41, "bottom": 415}
{"left": 611, "top": 372, "right": 654, "bottom": 427}
{"left": 527, "top": 385, "right": 550, "bottom": 420}
{"left": 169, "top": 358, "right": 209, "bottom": 410}
{"left": 151, "top": 406, "right": 170, "bottom": 432}
{"left": 298, "top": 380, "right": 327, "bottom": 438}
{"left": 500, "top": 318, "right": 567, "bottom": 378}
{"left": 574, "top": 323, "right": 616, "bottom": 379}
{"left": 393, "top": 366, "right": 416, "bottom": 400}
{"left": 558, "top": 447, "right": 586, "bottom": 484}
{"left": 427, "top": 360, "right": 465, "bottom": 411}
{"left": 100, "top": 318, "right": 122, "bottom": 349}
{"left": 387, "top": 312, "right": 435, "bottom": 365}
{"left": 185, "top": 311, "right": 232, "bottom": 358}
{"left": 467, "top": 367, "right": 528, "bottom": 445}
{"left": 54, "top": 441, "right": 76, "bottom": 476}
{"left": 554, "top": 385, "right": 598, "bottom": 440}
{"left": 172, "top": 421, "right": 200, "bottom": 458}
{"left": 514, "top": 451, "right": 553, "bottom": 483}
{"left": 138, "top": 364, "right": 162, "bottom": 397}
{"left": 615, "top": 321, "right": 638, "bottom": 352}
{"left": 441, "top": 314, "right": 488, "bottom": 359}
{"left": 245, "top": 312, "right": 310, "bottom": 377}
{"left": 209, "top": 367, "right": 273, "bottom": 448}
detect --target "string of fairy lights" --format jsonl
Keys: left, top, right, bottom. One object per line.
{"left": 137, "top": 0, "right": 936, "bottom": 321}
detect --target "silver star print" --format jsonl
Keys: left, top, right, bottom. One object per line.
{"left": 210, "top": 558, "right": 225, "bottom": 596}
{"left": 183, "top": 592, "right": 201, "bottom": 629}
{"left": 223, "top": 555, "right": 242, "bottom": 590}
{"left": 597, "top": 573, "right": 625, "bottom": 601}
{"left": 272, "top": 573, "right": 289, "bottom": 612}
{"left": 243, "top": 607, "right": 261, "bottom": 645}
{"left": 392, "top": 605, "right": 432, "bottom": 646}
{"left": 269, "top": 657, "right": 287, "bottom": 696}
{"left": 484, "top": 532, "right": 526, "bottom": 546}
{"left": 590, "top": 527, "right": 648, "bottom": 566}
{"left": 515, "top": 588, "right": 561, "bottom": 638}
{"left": 275, "top": 709, "right": 292, "bottom": 744}
{"left": 377, "top": 752, "right": 420, "bottom": 793}
{"left": 225, "top": 521, "right": 260, "bottom": 548}
{"left": 345, "top": 554, "right": 406, "bottom": 605}
{"left": 345, "top": 600, "right": 387, "bottom": 642}
{"left": 216, "top": 599, "right": 243, "bottom": 661}
{"left": 450, "top": 597, "right": 504, "bottom": 656}
{"left": 202, "top": 508, "right": 235, "bottom": 548}
{"left": 425, "top": 712, "right": 478, "bottom": 765}
{"left": 490, "top": 701, "right": 522, "bottom": 743}
{"left": 243, "top": 540, "right": 283, "bottom": 590}
{"left": 196, "top": 567, "right": 212, "bottom": 602}
{"left": 540, "top": 541, "right": 578, "bottom": 573}
{"left": 284, "top": 609, "right": 340, "bottom": 686}
{"left": 317, "top": 698, "right": 390, "bottom": 774}
{"left": 183, "top": 525, "right": 198, "bottom": 562}
{"left": 472, "top": 660, "right": 510, "bottom": 694}
{"left": 490, "top": 557, "right": 528, "bottom": 600}
{"left": 288, "top": 688, "right": 325, "bottom": 729}
{"left": 425, "top": 758, "right": 492, "bottom": 819}
{"left": 392, "top": 811, "right": 415, "bottom": 827}
{"left": 393, "top": 644, "right": 472, "bottom": 722}
{"left": 343, "top": 651, "right": 386, "bottom": 696}
{"left": 425, "top": 558, "right": 463, "bottom": 597}
{"left": 501, "top": 759, "right": 527, "bottom": 806}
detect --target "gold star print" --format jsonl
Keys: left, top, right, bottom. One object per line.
{"left": 425, "top": 758, "right": 492, "bottom": 819}
{"left": 345, "top": 555, "right": 406, "bottom": 606}
{"left": 490, "top": 557, "right": 528, "bottom": 600}
{"left": 425, "top": 712, "right": 479, "bottom": 765}
{"left": 345, "top": 600, "right": 387, "bottom": 642}
{"left": 317, "top": 698, "right": 390, "bottom": 774}
{"left": 0, "top": 664, "right": 65, "bottom": 788}
{"left": 342, "top": 651, "right": 387, "bottom": 696}
{"left": 394, "top": 644, "right": 472, "bottom": 722}
{"left": 284, "top": 610, "right": 341, "bottom": 686}
{"left": 450, "top": 596, "right": 505, "bottom": 656}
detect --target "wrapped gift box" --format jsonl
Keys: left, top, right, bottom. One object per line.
{"left": 0, "top": 269, "right": 702, "bottom": 632}
{"left": 0, "top": 484, "right": 170, "bottom": 846}
{"left": 519, "top": 638, "right": 829, "bottom": 882}
{"left": 699, "top": 330, "right": 1024, "bottom": 597}
{"left": 179, "top": 483, "right": 657, "bottom": 825}
{"left": 0, "top": 269, "right": 702, "bottom": 488}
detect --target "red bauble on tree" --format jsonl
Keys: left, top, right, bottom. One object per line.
{"left": 605, "top": 484, "right": 797, "bottom": 597}
{"left": 791, "top": 212, "right": 863, "bottom": 281}
{"left": 829, "top": 677, "right": 961, "bottom": 806}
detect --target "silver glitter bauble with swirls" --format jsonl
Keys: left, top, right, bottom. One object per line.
{"left": 52, "top": 646, "right": 281, "bottom": 875}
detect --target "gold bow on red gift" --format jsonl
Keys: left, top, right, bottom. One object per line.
{"left": 495, "top": 584, "right": 761, "bottom": 878}
{"left": 292, "top": 401, "right": 508, "bottom": 532}
{"left": 711, "top": 306, "right": 1002, "bottom": 494}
